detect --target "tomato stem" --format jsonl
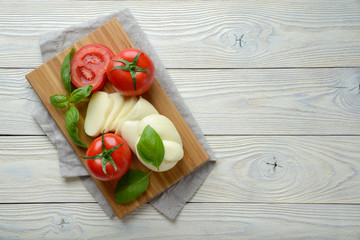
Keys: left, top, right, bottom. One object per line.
{"left": 110, "top": 52, "right": 150, "bottom": 91}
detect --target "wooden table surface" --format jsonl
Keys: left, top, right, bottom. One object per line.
{"left": 1, "top": 0, "right": 360, "bottom": 239}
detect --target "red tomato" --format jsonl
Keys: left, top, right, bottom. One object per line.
{"left": 71, "top": 44, "right": 115, "bottom": 92}
{"left": 107, "top": 48, "right": 155, "bottom": 96}
{"left": 84, "top": 133, "right": 131, "bottom": 181}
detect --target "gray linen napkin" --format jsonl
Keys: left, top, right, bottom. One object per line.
{"left": 33, "top": 9, "right": 215, "bottom": 220}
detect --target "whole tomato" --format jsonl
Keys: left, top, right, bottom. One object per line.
{"left": 107, "top": 48, "right": 155, "bottom": 96}
{"left": 83, "top": 133, "right": 131, "bottom": 181}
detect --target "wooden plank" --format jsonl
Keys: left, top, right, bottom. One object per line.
{"left": 193, "top": 135, "right": 360, "bottom": 203}
{"left": 25, "top": 18, "right": 209, "bottom": 218}
{"left": 0, "top": 202, "right": 359, "bottom": 239}
{"left": 0, "top": 1, "right": 360, "bottom": 68}
{"left": 0, "top": 69, "right": 43, "bottom": 135}
{"left": 0, "top": 136, "right": 93, "bottom": 203}
{"left": 2, "top": 68, "right": 360, "bottom": 135}
{"left": 2, "top": 135, "right": 360, "bottom": 204}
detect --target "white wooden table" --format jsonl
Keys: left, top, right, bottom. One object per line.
{"left": 1, "top": 1, "right": 360, "bottom": 239}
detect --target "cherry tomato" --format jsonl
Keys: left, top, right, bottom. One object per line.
{"left": 84, "top": 133, "right": 131, "bottom": 181}
{"left": 107, "top": 48, "right": 155, "bottom": 96}
{"left": 71, "top": 44, "right": 115, "bottom": 93}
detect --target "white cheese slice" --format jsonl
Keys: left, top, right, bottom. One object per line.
{"left": 84, "top": 91, "right": 114, "bottom": 137}
{"left": 112, "top": 96, "right": 137, "bottom": 131}
{"left": 115, "top": 97, "right": 159, "bottom": 135}
{"left": 103, "top": 92, "right": 125, "bottom": 133}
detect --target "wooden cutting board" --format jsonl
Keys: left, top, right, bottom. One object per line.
{"left": 25, "top": 18, "right": 209, "bottom": 218}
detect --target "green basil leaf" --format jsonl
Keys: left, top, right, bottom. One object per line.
{"left": 115, "top": 170, "right": 151, "bottom": 204}
{"left": 49, "top": 94, "right": 69, "bottom": 108}
{"left": 136, "top": 125, "right": 165, "bottom": 171}
{"left": 61, "top": 48, "right": 75, "bottom": 94}
{"left": 69, "top": 85, "right": 93, "bottom": 103}
{"left": 81, "top": 97, "right": 90, "bottom": 102}
{"left": 65, "top": 105, "right": 87, "bottom": 148}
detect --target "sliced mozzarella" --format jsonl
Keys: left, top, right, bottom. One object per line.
{"left": 163, "top": 140, "right": 184, "bottom": 162}
{"left": 103, "top": 92, "right": 125, "bottom": 133}
{"left": 84, "top": 91, "right": 114, "bottom": 137}
{"left": 115, "top": 97, "right": 159, "bottom": 135}
{"left": 139, "top": 114, "right": 182, "bottom": 145}
{"left": 112, "top": 96, "right": 137, "bottom": 131}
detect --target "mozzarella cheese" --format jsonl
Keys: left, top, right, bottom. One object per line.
{"left": 114, "top": 97, "right": 159, "bottom": 135}
{"left": 103, "top": 93, "right": 125, "bottom": 133}
{"left": 111, "top": 96, "right": 137, "bottom": 131}
{"left": 120, "top": 120, "right": 140, "bottom": 153}
{"left": 84, "top": 91, "right": 183, "bottom": 172}
{"left": 121, "top": 114, "right": 184, "bottom": 172}
{"left": 138, "top": 114, "right": 182, "bottom": 145}
{"left": 84, "top": 91, "right": 114, "bottom": 137}
{"left": 163, "top": 140, "right": 184, "bottom": 162}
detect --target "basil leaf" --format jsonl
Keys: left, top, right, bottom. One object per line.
{"left": 61, "top": 48, "right": 75, "bottom": 94}
{"left": 136, "top": 125, "right": 165, "bottom": 171}
{"left": 115, "top": 170, "right": 151, "bottom": 204}
{"left": 65, "top": 105, "right": 87, "bottom": 148}
{"left": 50, "top": 94, "right": 69, "bottom": 108}
{"left": 69, "top": 85, "right": 93, "bottom": 103}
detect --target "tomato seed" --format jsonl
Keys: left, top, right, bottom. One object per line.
{"left": 82, "top": 53, "right": 104, "bottom": 65}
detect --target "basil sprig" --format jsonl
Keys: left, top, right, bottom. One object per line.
{"left": 49, "top": 48, "right": 93, "bottom": 148}
{"left": 136, "top": 125, "right": 165, "bottom": 171}
{"left": 115, "top": 170, "right": 151, "bottom": 204}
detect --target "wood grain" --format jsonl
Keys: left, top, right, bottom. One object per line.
{"left": 25, "top": 18, "right": 209, "bottom": 218}
{"left": 1, "top": 0, "right": 360, "bottom": 237}
{"left": 0, "top": 203, "right": 359, "bottom": 239}
{"left": 195, "top": 135, "right": 360, "bottom": 203}
{"left": 0, "top": 1, "right": 360, "bottom": 68}
{"left": 2, "top": 135, "right": 360, "bottom": 204}
{"left": 3, "top": 68, "right": 360, "bottom": 135}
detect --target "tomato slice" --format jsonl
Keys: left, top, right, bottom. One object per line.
{"left": 71, "top": 44, "right": 115, "bottom": 92}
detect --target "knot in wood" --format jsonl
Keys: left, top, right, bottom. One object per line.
{"left": 226, "top": 29, "right": 247, "bottom": 49}
{"left": 258, "top": 154, "right": 288, "bottom": 179}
